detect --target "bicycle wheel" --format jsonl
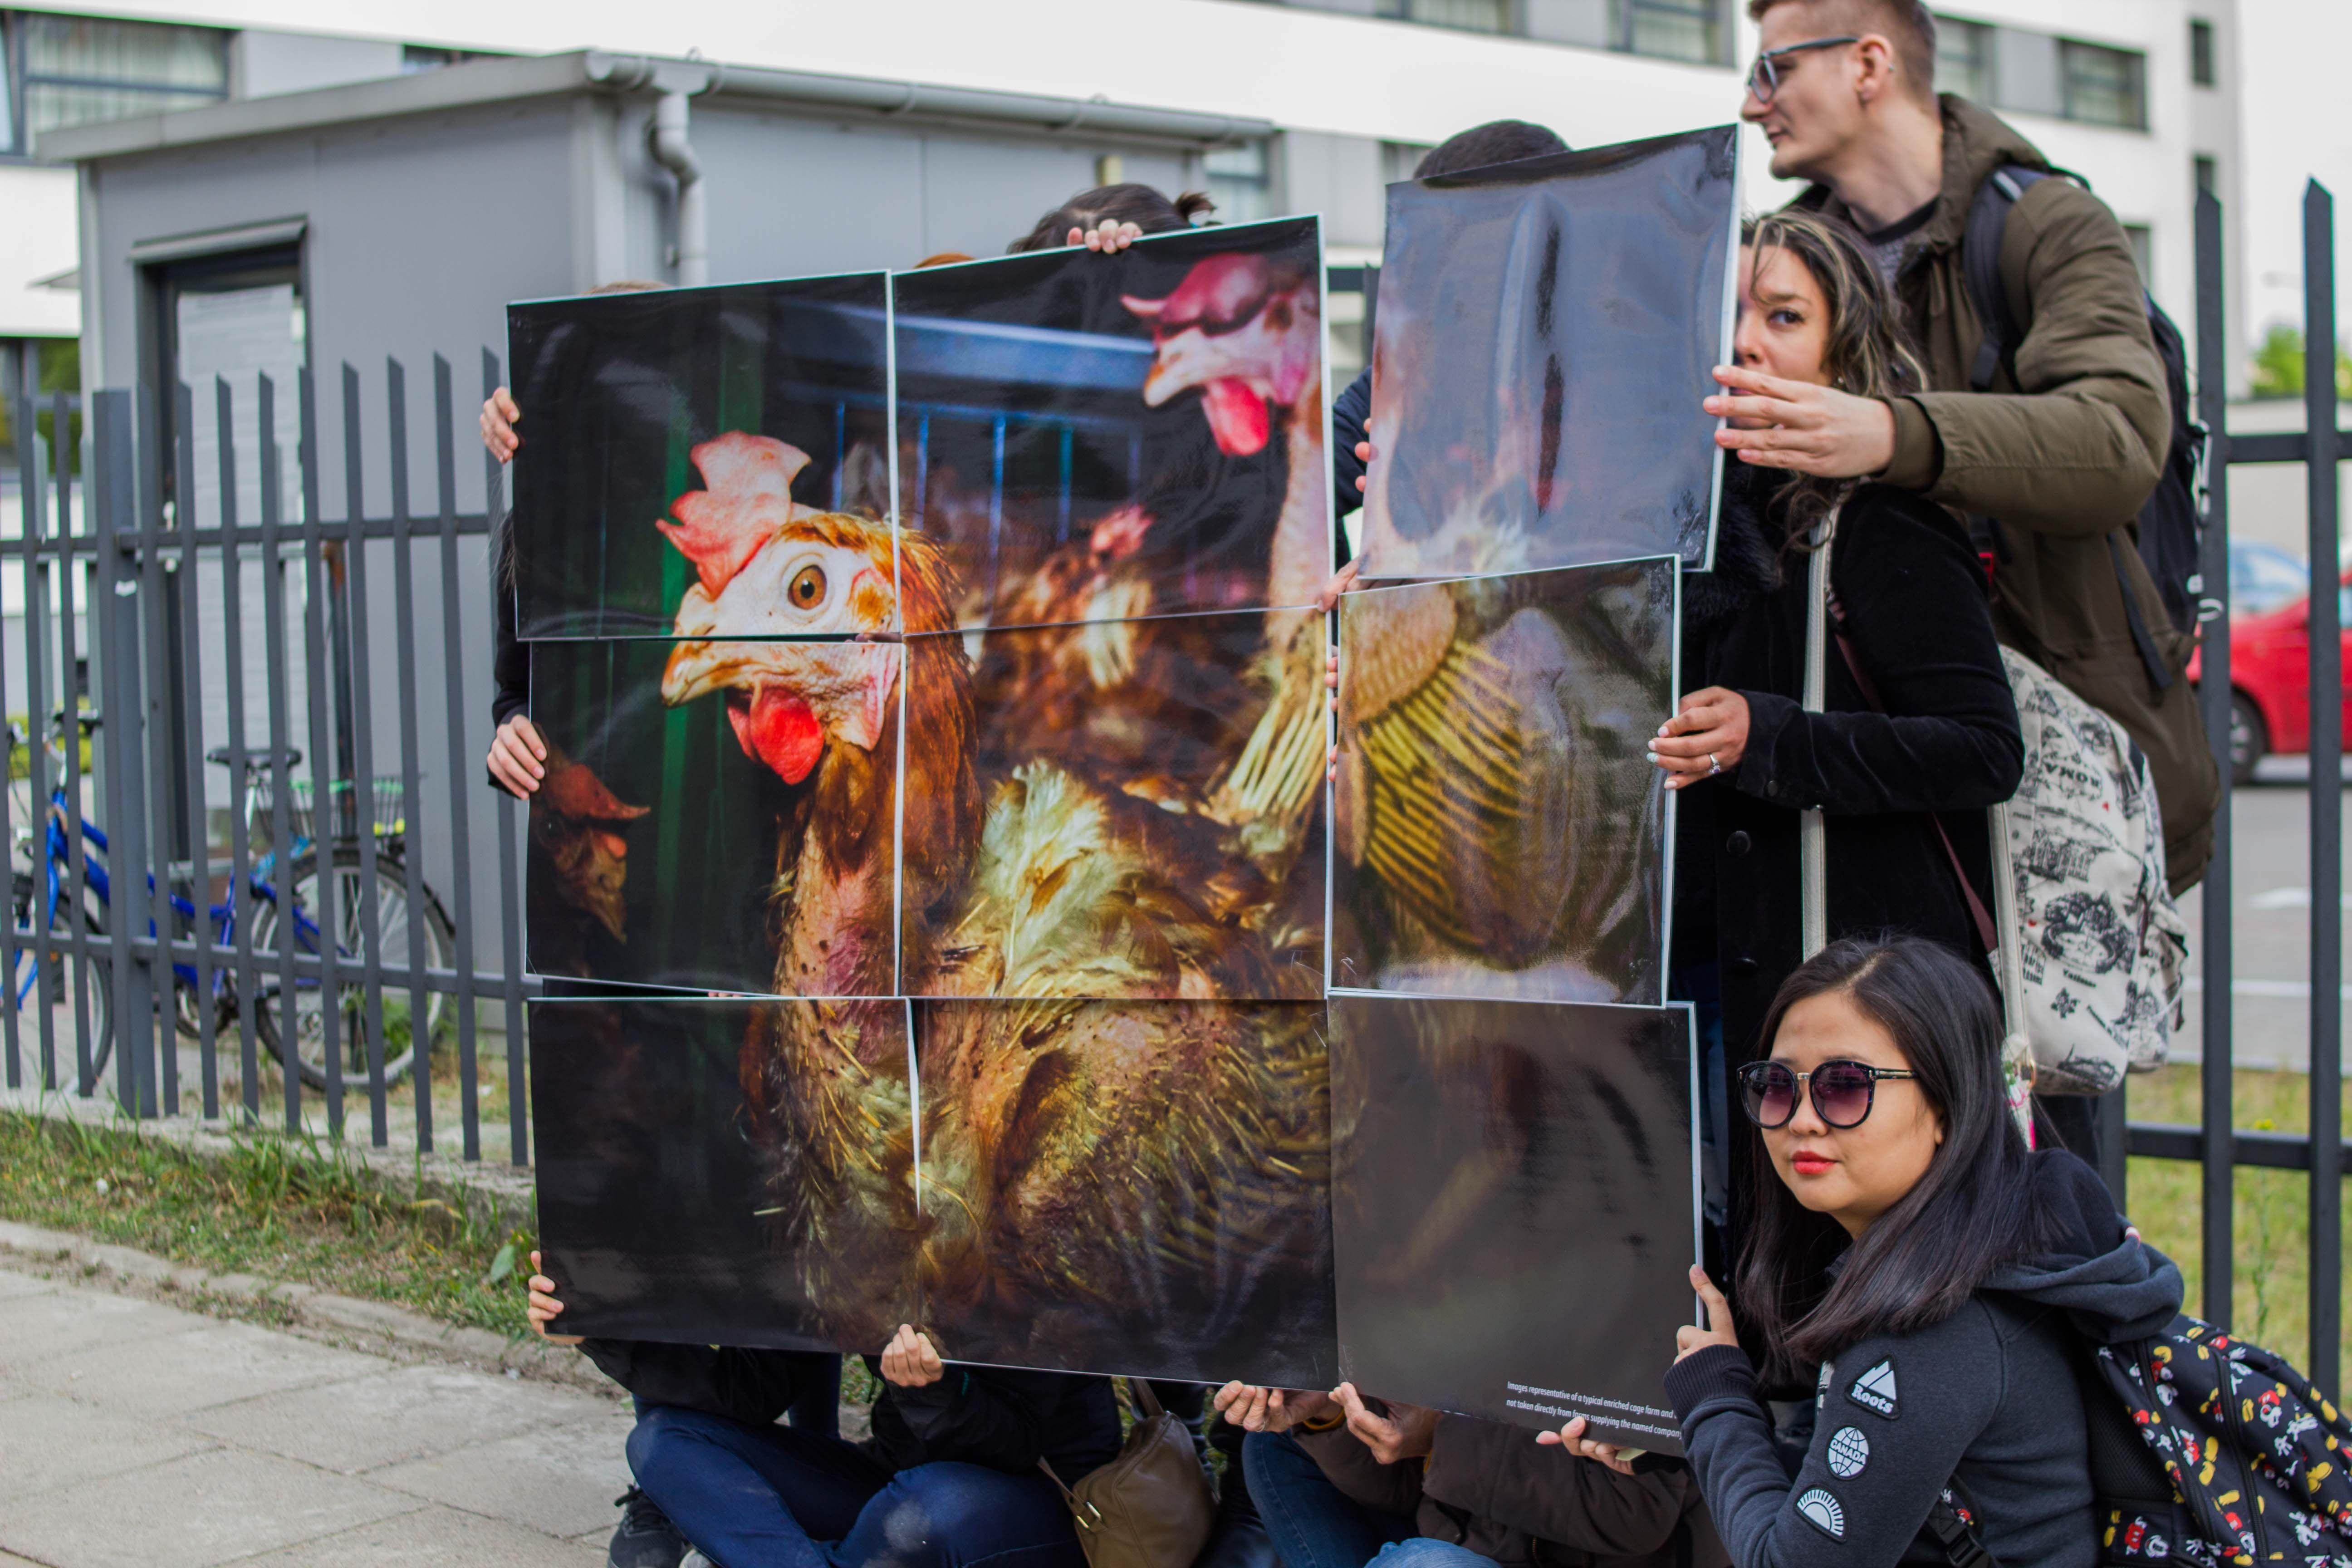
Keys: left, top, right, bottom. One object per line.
{"left": 250, "top": 848, "right": 456, "bottom": 1090}
{"left": 10, "top": 870, "right": 113, "bottom": 1082}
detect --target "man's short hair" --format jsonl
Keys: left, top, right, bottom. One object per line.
{"left": 1415, "top": 120, "right": 1569, "bottom": 180}
{"left": 1747, "top": 0, "right": 1938, "bottom": 104}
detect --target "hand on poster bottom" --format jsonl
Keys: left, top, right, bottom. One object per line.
{"left": 1647, "top": 687, "right": 1749, "bottom": 791}
{"left": 880, "top": 1324, "right": 947, "bottom": 1387}
{"left": 1537, "top": 1416, "right": 1638, "bottom": 1476}
{"left": 1068, "top": 219, "right": 1144, "bottom": 253}
{"left": 481, "top": 387, "right": 522, "bottom": 463}
{"left": 1334, "top": 1382, "right": 1438, "bottom": 1464}
{"left": 1676, "top": 1265, "right": 1741, "bottom": 1364}
{"left": 525, "top": 1251, "right": 584, "bottom": 1347}
{"left": 1212, "top": 1382, "right": 1335, "bottom": 1434}
{"left": 1704, "top": 365, "right": 1895, "bottom": 478}
{"left": 488, "top": 713, "right": 548, "bottom": 798}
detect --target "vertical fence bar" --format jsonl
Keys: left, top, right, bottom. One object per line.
{"left": 172, "top": 382, "right": 220, "bottom": 1121}
{"left": 24, "top": 398, "right": 57, "bottom": 1093}
{"left": 92, "top": 389, "right": 153, "bottom": 1117}
{"left": 431, "top": 357, "right": 481, "bottom": 1160}
{"left": 135, "top": 386, "right": 179, "bottom": 1117}
{"left": 339, "top": 366, "right": 392, "bottom": 1146}
{"left": 55, "top": 390, "right": 94, "bottom": 1098}
{"left": 258, "top": 375, "right": 303, "bottom": 1132}
{"left": 2303, "top": 180, "right": 2342, "bottom": 1392}
{"left": 298, "top": 370, "right": 347, "bottom": 1137}
{"left": 2193, "top": 190, "right": 2236, "bottom": 1328}
{"left": 217, "top": 380, "right": 261, "bottom": 1119}
{"left": 485, "top": 349, "right": 528, "bottom": 1166}
{"left": 387, "top": 358, "right": 433, "bottom": 1154}
{"left": 1, "top": 396, "right": 29, "bottom": 1091}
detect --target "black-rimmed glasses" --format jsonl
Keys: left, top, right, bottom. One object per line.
{"left": 1738, "top": 1058, "right": 1917, "bottom": 1129}
{"left": 1746, "top": 35, "right": 1861, "bottom": 104}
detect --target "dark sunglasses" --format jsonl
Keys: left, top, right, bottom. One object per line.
{"left": 1738, "top": 1058, "right": 1917, "bottom": 1129}
{"left": 1746, "top": 35, "right": 1861, "bottom": 104}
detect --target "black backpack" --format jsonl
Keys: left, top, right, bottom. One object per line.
{"left": 1929, "top": 1314, "right": 2352, "bottom": 1567}
{"left": 1960, "top": 165, "right": 2210, "bottom": 689}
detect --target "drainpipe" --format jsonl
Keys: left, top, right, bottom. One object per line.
{"left": 648, "top": 88, "right": 707, "bottom": 287}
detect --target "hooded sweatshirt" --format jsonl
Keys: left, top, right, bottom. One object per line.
{"left": 1664, "top": 1150, "right": 2183, "bottom": 1568}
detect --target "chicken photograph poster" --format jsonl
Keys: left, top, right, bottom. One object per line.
{"left": 517, "top": 148, "right": 1712, "bottom": 1421}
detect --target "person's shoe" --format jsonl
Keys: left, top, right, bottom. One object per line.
{"left": 608, "top": 1485, "right": 687, "bottom": 1568}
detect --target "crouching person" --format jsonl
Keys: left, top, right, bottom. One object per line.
{"left": 1215, "top": 1382, "right": 1723, "bottom": 1568}
{"left": 530, "top": 1256, "right": 1119, "bottom": 1568}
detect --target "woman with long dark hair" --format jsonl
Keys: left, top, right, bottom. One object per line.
{"left": 1585, "top": 938, "right": 2182, "bottom": 1568}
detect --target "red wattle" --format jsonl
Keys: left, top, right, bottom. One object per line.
{"left": 1200, "top": 377, "right": 1271, "bottom": 456}
{"left": 730, "top": 687, "right": 825, "bottom": 783}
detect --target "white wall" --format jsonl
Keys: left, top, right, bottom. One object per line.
{"left": 0, "top": 165, "right": 81, "bottom": 338}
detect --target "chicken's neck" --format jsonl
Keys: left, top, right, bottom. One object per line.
{"left": 768, "top": 730, "right": 899, "bottom": 999}
{"left": 1267, "top": 382, "right": 1330, "bottom": 621}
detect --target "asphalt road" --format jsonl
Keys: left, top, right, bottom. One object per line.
{"left": 2173, "top": 757, "right": 2352, "bottom": 1075}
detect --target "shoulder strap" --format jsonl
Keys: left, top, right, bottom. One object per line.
{"left": 1963, "top": 165, "right": 2052, "bottom": 392}
{"left": 1801, "top": 514, "right": 1834, "bottom": 960}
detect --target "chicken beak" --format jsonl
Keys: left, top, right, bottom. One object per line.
{"left": 659, "top": 641, "right": 902, "bottom": 784}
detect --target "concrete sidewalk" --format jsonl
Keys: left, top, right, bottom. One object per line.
{"left": 0, "top": 1258, "right": 632, "bottom": 1568}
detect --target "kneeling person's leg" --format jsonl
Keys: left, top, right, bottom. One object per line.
{"left": 833, "top": 1461, "right": 1083, "bottom": 1568}
{"left": 1370, "top": 1541, "right": 1490, "bottom": 1568}
{"left": 627, "top": 1405, "right": 888, "bottom": 1568}
{"left": 1242, "top": 1431, "right": 1415, "bottom": 1568}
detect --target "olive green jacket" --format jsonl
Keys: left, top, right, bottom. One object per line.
{"left": 1797, "top": 96, "right": 2218, "bottom": 891}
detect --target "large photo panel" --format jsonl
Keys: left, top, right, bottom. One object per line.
{"left": 892, "top": 218, "right": 1330, "bottom": 633}
{"left": 915, "top": 998, "right": 1337, "bottom": 1390}
{"left": 1332, "top": 557, "right": 1676, "bottom": 1004}
{"left": 508, "top": 272, "right": 894, "bottom": 640}
{"left": 1329, "top": 993, "right": 1697, "bottom": 1450}
{"left": 901, "top": 604, "right": 1327, "bottom": 1001}
{"left": 532, "top": 995, "right": 921, "bottom": 1351}
{"left": 527, "top": 638, "right": 903, "bottom": 997}
{"left": 1360, "top": 127, "right": 1738, "bottom": 578}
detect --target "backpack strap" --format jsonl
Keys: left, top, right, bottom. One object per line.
{"left": 1923, "top": 1479, "right": 2000, "bottom": 1568}
{"left": 1963, "top": 165, "right": 2053, "bottom": 392}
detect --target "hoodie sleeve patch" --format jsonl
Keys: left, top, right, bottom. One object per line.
{"left": 1797, "top": 1487, "right": 1847, "bottom": 1540}
{"left": 1847, "top": 1357, "right": 1899, "bottom": 1419}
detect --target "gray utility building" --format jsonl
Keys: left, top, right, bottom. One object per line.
{"left": 38, "top": 50, "right": 1284, "bottom": 960}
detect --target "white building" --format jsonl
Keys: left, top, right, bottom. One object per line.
{"left": 0, "top": 0, "right": 2252, "bottom": 424}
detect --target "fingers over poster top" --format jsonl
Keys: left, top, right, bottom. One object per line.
{"left": 916, "top": 997, "right": 1337, "bottom": 1390}
{"left": 892, "top": 218, "right": 1331, "bottom": 632}
{"left": 1361, "top": 127, "right": 1738, "bottom": 578}
{"left": 1332, "top": 557, "right": 1677, "bottom": 1004}
{"left": 902, "top": 605, "right": 1327, "bottom": 1002}
{"left": 1329, "top": 992, "right": 1698, "bottom": 1451}
{"left": 531, "top": 995, "right": 921, "bottom": 1352}
{"left": 527, "top": 638, "right": 903, "bottom": 997}
{"left": 507, "top": 271, "right": 897, "bottom": 640}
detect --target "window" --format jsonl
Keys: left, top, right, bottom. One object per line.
{"left": 2059, "top": 39, "right": 2144, "bottom": 128}
{"left": 1373, "top": 0, "right": 1509, "bottom": 33}
{"left": 16, "top": 14, "right": 227, "bottom": 145}
{"left": 2189, "top": 19, "right": 2215, "bottom": 87}
{"left": 1204, "top": 140, "right": 1273, "bottom": 225}
{"left": 2194, "top": 155, "right": 2217, "bottom": 196}
{"left": 0, "top": 18, "right": 16, "bottom": 154}
{"left": 1612, "top": 0, "right": 1724, "bottom": 64}
{"left": 0, "top": 337, "right": 82, "bottom": 477}
{"left": 2122, "top": 223, "right": 2152, "bottom": 286}
{"left": 1933, "top": 15, "right": 1993, "bottom": 103}
{"left": 1383, "top": 141, "right": 1434, "bottom": 186}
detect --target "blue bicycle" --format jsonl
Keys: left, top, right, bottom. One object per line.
{"left": 10, "top": 714, "right": 456, "bottom": 1088}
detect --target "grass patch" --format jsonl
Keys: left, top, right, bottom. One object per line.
{"left": 2126, "top": 1063, "right": 2350, "bottom": 1376}
{"left": 0, "top": 1108, "right": 534, "bottom": 1337}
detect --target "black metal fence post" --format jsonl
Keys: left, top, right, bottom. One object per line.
{"left": 90, "top": 388, "right": 155, "bottom": 1118}
{"left": 2302, "top": 179, "right": 2342, "bottom": 1394}
{"left": 2194, "top": 188, "right": 2236, "bottom": 1329}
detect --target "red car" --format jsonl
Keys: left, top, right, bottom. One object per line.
{"left": 2189, "top": 569, "right": 2352, "bottom": 784}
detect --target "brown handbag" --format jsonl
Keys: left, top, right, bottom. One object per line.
{"left": 1038, "top": 1380, "right": 1215, "bottom": 1568}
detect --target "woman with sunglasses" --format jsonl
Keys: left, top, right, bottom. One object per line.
{"left": 1566, "top": 936, "right": 2181, "bottom": 1568}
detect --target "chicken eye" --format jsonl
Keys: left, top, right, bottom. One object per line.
{"left": 789, "top": 565, "right": 828, "bottom": 610}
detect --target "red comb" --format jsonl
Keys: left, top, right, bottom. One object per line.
{"left": 1121, "top": 253, "right": 1272, "bottom": 334}
{"left": 657, "top": 433, "right": 812, "bottom": 596}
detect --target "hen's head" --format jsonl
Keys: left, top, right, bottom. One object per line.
{"left": 662, "top": 433, "right": 897, "bottom": 638}
{"left": 1123, "top": 254, "right": 1318, "bottom": 457}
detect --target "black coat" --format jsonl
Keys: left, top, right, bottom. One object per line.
{"left": 1675, "top": 467, "right": 2022, "bottom": 1065}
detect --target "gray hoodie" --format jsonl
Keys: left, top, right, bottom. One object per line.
{"left": 1666, "top": 1151, "right": 2183, "bottom": 1568}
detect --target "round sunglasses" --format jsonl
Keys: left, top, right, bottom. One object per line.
{"left": 1738, "top": 1058, "right": 1918, "bottom": 1129}
{"left": 1746, "top": 35, "right": 1861, "bottom": 105}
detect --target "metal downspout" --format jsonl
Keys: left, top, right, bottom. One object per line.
{"left": 648, "top": 87, "right": 708, "bottom": 287}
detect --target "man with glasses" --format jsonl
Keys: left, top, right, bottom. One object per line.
{"left": 1712, "top": 0, "right": 2219, "bottom": 1167}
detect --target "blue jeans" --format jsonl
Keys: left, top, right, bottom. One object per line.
{"left": 1371, "top": 1544, "right": 1489, "bottom": 1568}
{"left": 1242, "top": 1431, "right": 1416, "bottom": 1568}
{"left": 627, "top": 1404, "right": 1086, "bottom": 1568}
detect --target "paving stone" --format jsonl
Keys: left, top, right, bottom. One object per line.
{"left": 186, "top": 1362, "right": 610, "bottom": 1475}
{"left": 0, "top": 1283, "right": 197, "bottom": 1367}
{"left": 0, "top": 1447, "right": 420, "bottom": 1568}
{"left": 235, "top": 1503, "right": 608, "bottom": 1566}
{"left": 16, "top": 1320, "right": 390, "bottom": 1416}
{"left": 0, "top": 1392, "right": 220, "bottom": 1501}
{"left": 368, "top": 1411, "right": 638, "bottom": 1539}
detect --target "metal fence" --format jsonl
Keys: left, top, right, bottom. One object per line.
{"left": 0, "top": 192, "right": 2344, "bottom": 1374}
